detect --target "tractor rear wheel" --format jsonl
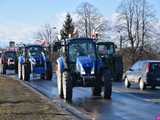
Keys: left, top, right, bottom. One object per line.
{"left": 103, "top": 70, "right": 112, "bottom": 99}
{"left": 62, "top": 71, "right": 72, "bottom": 102}
{"left": 2, "top": 64, "right": 6, "bottom": 74}
{"left": 22, "top": 64, "right": 30, "bottom": 81}
{"left": 45, "top": 62, "right": 52, "bottom": 80}
{"left": 18, "top": 63, "right": 22, "bottom": 80}
{"left": 56, "top": 64, "right": 64, "bottom": 98}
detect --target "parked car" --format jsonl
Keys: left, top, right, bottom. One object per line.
{"left": 124, "top": 60, "right": 160, "bottom": 90}
{"left": 0, "top": 50, "right": 17, "bottom": 74}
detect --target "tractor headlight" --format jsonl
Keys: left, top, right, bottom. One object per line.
{"left": 80, "top": 64, "right": 86, "bottom": 75}
{"left": 30, "top": 58, "right": 36, "bottom": 65}
{"left": 32, "top": 59, "right": 36, "bottom": 65}
{"left": 91, "top": 66, "right": 95, "bottom": 75}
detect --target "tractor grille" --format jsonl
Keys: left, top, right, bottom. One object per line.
{"left": 35, "top": 57, "right": 44, "bottom": 67}
{"left": 84, "top": 67, "right": 92, "bottom": 74}
{"left": 35, "top": 63, "right": 44, "bottom": 67}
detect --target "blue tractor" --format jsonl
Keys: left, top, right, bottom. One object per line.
{"left": 54, "top": 38, "right": 112, "bottom": 102}
{"left": 18, "top": 45, "right": 52, "bottom": 81}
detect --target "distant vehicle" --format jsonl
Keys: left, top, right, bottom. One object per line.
{"left": 54, "top": 38, "right": 112, "bottom": 102}
{"left": 0, "top": 50, "right": 17, "bottom": 74}
{"left": 97, "top": 42, "right": 123, "bottom": 81}
{"left": 0, "top": 51, "right": 2, "bottom": 58}
{"left": 124, "top": 60, "right": 160, "bottom": 90}
{"left": 17, "top": 45, "right": 52, "bottom": 81}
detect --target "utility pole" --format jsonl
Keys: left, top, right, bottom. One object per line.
{"left": 51, "top": 27, "right": 56, "bottom": 61}
{"left": 120, "top": 35, "right": 123, "bottom": 50}
{"left": 85, "top": 18, "right": 88, "bottom": 38}
{"left": 118, "top": 30, "right": 123, "bottom": 50}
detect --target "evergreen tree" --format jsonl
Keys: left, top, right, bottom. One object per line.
{"left": 60, "top": 13, "right": 75, "bottom": 40}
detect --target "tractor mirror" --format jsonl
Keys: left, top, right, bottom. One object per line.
{"left": 115, "top": 45, "right": 118, "bottom": 49}
{"left": 53, "top": 42, "right": 62, "bottom": 52}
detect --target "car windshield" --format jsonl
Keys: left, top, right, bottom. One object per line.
{"left": 130, "top": 61, "right": 144, "bottom": 71}
{"left": 98, "top": 44, "right": 114, "bottom": 56}
{"left": 69, "top": 42, "right": 96, "bottom": 62}
{"left": 5, "top": 51, "right": 16, "bottom": 59}
{"left": 27, "top": 46, "right": 44, "bottom": 56}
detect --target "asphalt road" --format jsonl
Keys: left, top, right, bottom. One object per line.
{"left": 5, "top": 70, "right": 160, "bottom": 120}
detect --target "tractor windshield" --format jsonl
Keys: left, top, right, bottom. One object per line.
{"left": 98, "top": 44, "right": 114, "bottom": 56}
{"left": 27, "top": 46, "right": 44, "bottom": 56}
{"left": 69, "top": 42, "right": 96, "bottom": 62}
{"left": 4, "top": 51, "right": 16, "bottom": 59}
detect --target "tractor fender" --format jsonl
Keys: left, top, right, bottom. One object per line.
{"left": 41, "top": 52, "right": 47, "bottom": 61}
{"left": 28, "top": 57, "right": 36, "bottom": 73}
{"left": 18, "top": 56, "right": 25, "bottom": 64}
{"left": 57, "top": 57, "right": 65, "bottom": 73}
{"left": 96, "top": 59, "right": 104, "bottom": 72}
{"left": 41, "top": 53, "right": 49, "bottom": 71}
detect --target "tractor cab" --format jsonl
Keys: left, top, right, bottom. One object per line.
{"left": 68, "top": 39, "right": 97, "bottom": 75}
{"left": 97, "top": 42, "right": 123, "bottom": 81}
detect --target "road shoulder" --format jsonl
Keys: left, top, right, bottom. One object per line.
{"left": 0, "top": 76, "right": 74, "bottom": 120}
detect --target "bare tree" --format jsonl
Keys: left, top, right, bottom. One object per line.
{"left": 37, "top": 24, "right": 56, "bottom": 44}
{"left": 36, "top": 24, "right": 57, "bottom": 60}
{"left": 116, "top": 0, "right": 156, "bottom": 63}
{"left": 76, "top": 2, "right": 107, "bottom": 39}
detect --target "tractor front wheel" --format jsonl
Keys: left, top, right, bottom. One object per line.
{"left": 62, "top": 71, "right": 72, "bottom": 102}
{"left": 1, "top": 64, "right": 6, "bottom": 74}
{"left": 56, "top": 64, "right": 64, "bottom": 98}
{"left": 92, "top": 85, "right": 102, "bottom": 96}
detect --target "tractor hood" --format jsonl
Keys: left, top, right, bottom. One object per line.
{"left": 29, "top": 53, "right": 46, "bottom": 65}
{"left": 76, "top": 56, "right": 95, "bottom": 75}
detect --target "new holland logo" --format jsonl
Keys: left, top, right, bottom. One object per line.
{"left": 85, "top": 63, "right": 90, "bottom": 67}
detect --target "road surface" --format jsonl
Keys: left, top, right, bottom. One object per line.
{"left": 6, "top": 71, "right": 160, "bottom": 120}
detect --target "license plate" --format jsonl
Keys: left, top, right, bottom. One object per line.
{"left": 8, "top": 62, "right": 14, "bottom": 65}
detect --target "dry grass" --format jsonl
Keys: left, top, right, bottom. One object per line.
{"left": 0, "top": 77, "right": 71, "bottom": 120}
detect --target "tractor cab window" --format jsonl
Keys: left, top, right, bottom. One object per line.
{"left": 27, "top": 46, "right": 44, "bottom": 56}
{"left": 98, "top": 44, "right": 114, "bottom": 56}
{"left": 69, "top": 42, "right": 96, "bottom": 62}
{"left": 4, "top": 51, "right": 16, "bottom": 59}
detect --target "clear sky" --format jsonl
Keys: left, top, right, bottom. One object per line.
{"left": 0, "top": 0, "right": 159, "bottom": 47}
